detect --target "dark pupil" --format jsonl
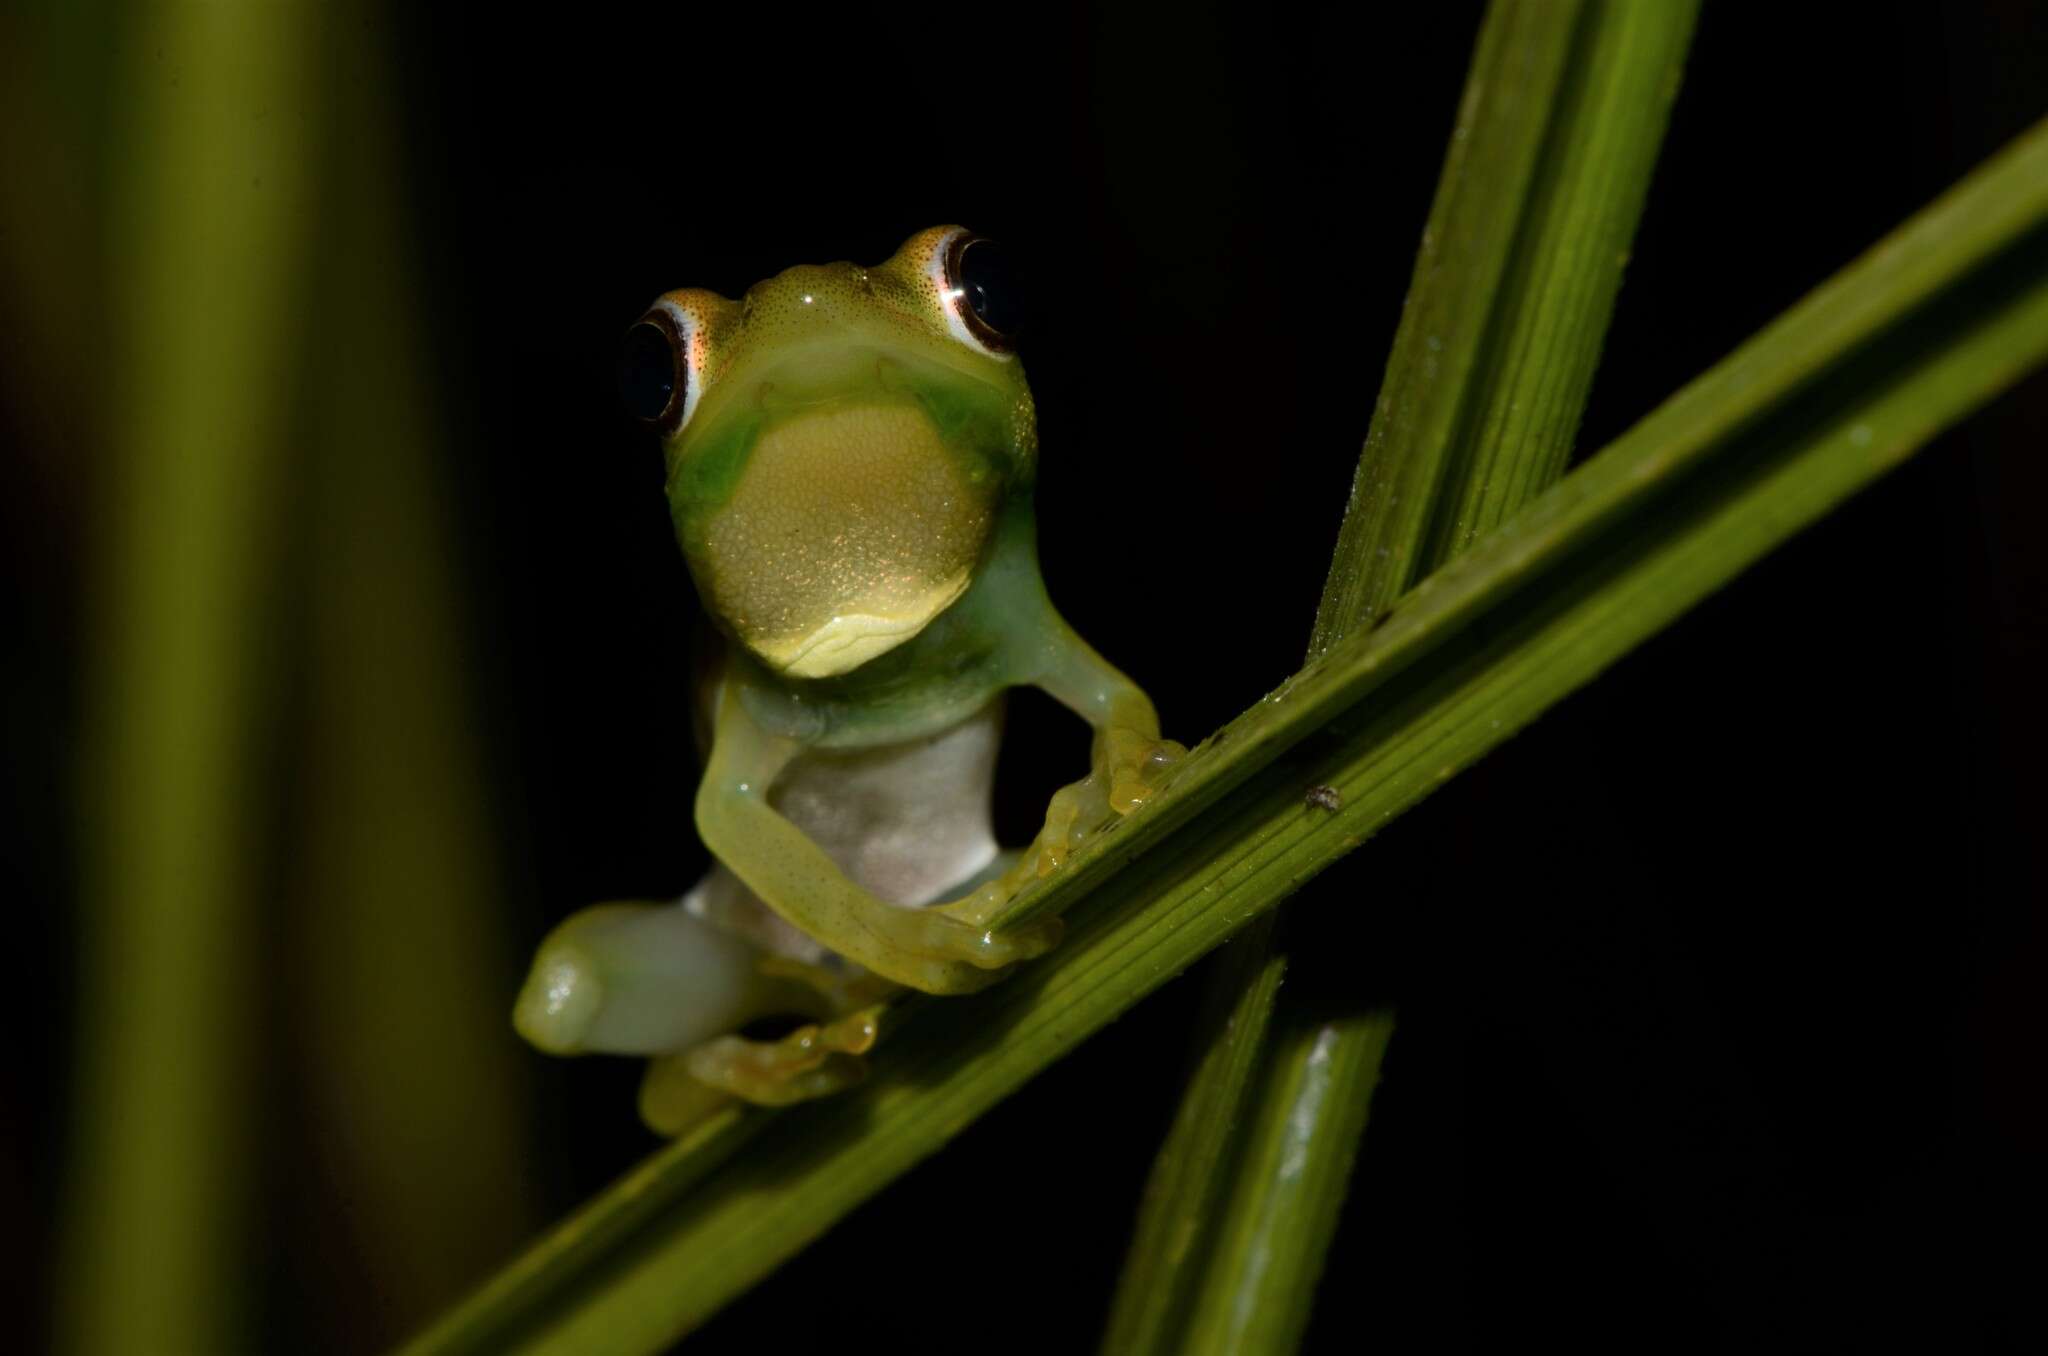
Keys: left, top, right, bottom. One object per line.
{"left": 619, "top": 321, "right": 679, "bottom": 422}
{"left": 957, "top": 238, "right": 1022, "bottom": 337}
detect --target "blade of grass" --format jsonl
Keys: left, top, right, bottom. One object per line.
{"left": 400, "top": 1108, "right": 766, "bottom": 1352}
{"left": 1310, "top": 0, "right": 1587, "bottom": 647}
{"left": 399, "top": 117, "right": 2048, "bottom": 1355}
{"left": 1180, "top": 1006, "right": 1397, "bottom": 1355}
{"left": 1096, "top": 915, "right": 1289, "bottom": 1354}
{"left": 1422, "top": 0, "right": 1701, "bottom": 556}
{"left": 57, "top": 6, "right": 322, "bottom": 1353}
{"left": 1144, "top": 4, "right": 1700, "bottom": 1345}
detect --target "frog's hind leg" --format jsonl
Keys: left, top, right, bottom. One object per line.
{"left": 513, "top": 900, "right": 825, "bottom": 1058}
{"left": 512, "top": 892, "right": 899, "bottom": 1134}
{"left": 647, "top": 859, "right": 1019, "bottom": 1126}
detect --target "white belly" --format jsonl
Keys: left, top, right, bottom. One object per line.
{"left": 683, "top": 699, "right": 1003, "bottom": 967}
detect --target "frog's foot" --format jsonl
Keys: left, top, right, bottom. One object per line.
{"left": 839, "top": 896, "right": 1063, "bottom": 994}
{"left": 1023, "top": 730, "right": 1183, "bottom": 877}
{"left": 682, "top": 1035, "right": 860, "bottom": 1109}
{"left": 940, "top": 733, "right": 1185, "bottom": 931}
{"left": 816, "top": 1002, "right": 887, "bottom": 1056}
{"left": 1102, "top": 727, "right": 1188, "bottom": 816}
{"left": 639, "top": 1055, "right": 736, "bottom": 1137}
{"left": 680, "top": 1009, "right": 885, "bottom": 1107}
{"left": 939, "top": 778, "right": 1110, "bottom": 929}
{"left": 637, "top": 1006, "right": 889, "bottom": 1134}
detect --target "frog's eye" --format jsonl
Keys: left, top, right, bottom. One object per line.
{"left": 619, "top": 301, "right": 705, "bottom": 435}
{"left": 930, "top": 231, "right": 1022, "bottom": 356}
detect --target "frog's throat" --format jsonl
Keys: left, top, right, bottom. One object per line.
{"left": 692, "top": 401, "right": 1000, "bottom": 679}
{"left": 755, "top": 568, "right": 972, "bottom": 679}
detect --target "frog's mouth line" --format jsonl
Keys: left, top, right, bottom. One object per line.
{"left": 758, "top": 570, "right": 975, "bottom": 679}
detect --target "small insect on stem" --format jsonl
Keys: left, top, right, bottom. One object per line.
{"left": 1304, "top": 785, "right": 1342, "bottom": 812}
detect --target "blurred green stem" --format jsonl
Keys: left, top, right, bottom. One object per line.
{"left": 58, "top": 5, "right": 321, "bottom": 1354}
{"left": 289, "top": 10, "right": 536, "bottom": 1337}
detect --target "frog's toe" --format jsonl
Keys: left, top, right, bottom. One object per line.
{"left": 819, "top": 1003, "right": 885, "bottom": 1055}
{"left": 850, "top": 902, "right": 1064, "bottom": 993}
{"left": 512, "top": 941, "right": 605, "bottom": 1054}
{"left": 1108, "top": 735, "right": 1188, "bottom": 815}
{"left": 639, "top": 1008, "right": 891, "bottom": 1133}
{"left": 974, "top": 914, "right": 1064, "bottom": 965}
{"left": 639, "top": 1054, "right": 736, "bottom": 1137}
{"left": 921, "top": 905, "right": 1063, "bottom": 967}
{"left": 898, "top": 955, "right": 1013, "bottom": 995}
{"left": 684, "top": 1033, "right": 867, "bottom": 1107}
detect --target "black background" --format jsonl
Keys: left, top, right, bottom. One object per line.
{"left": 8, "top": 2, "right": 2046, "bottom": 1351}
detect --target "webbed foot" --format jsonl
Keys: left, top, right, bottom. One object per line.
{"left": 638, "top": 1002, "right": 892, "bottom": 1134}
{"left": 687, "top": 1005, "right": 887, "bottom": 1104}
{"left": 1101, "top": 727, "right": 1188, "bottom": 816}
{"left": 943, "top": 727, "right": 1185, "bottom": 929}
{"left": 855, "top": 905, "right": 1064, "bottom": 994}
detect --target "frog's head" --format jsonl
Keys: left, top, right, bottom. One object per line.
{"left": 621, "top": 226, "right": 1033, "bottom": 680}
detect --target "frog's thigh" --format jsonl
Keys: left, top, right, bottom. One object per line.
{"left": 513, "top": 901, "right": 773, "bottom": 1056}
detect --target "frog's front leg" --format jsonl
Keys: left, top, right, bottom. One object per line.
{"left": 946, "top": 623, "right": 1183, "bottom": 928}
{"left": 1042, "top": 629, "right": 1185, "bottom": 813}
{"left": 698, "top": 686, "right": 1062, "bottom": 994}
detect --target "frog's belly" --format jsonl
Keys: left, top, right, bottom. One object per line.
{"left": 683, "top": 698, "right": 1004, "bottom": 968}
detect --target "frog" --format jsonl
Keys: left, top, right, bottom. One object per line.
{"left": 511, "top": 226, "right": 1182, "bottom": 1134}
